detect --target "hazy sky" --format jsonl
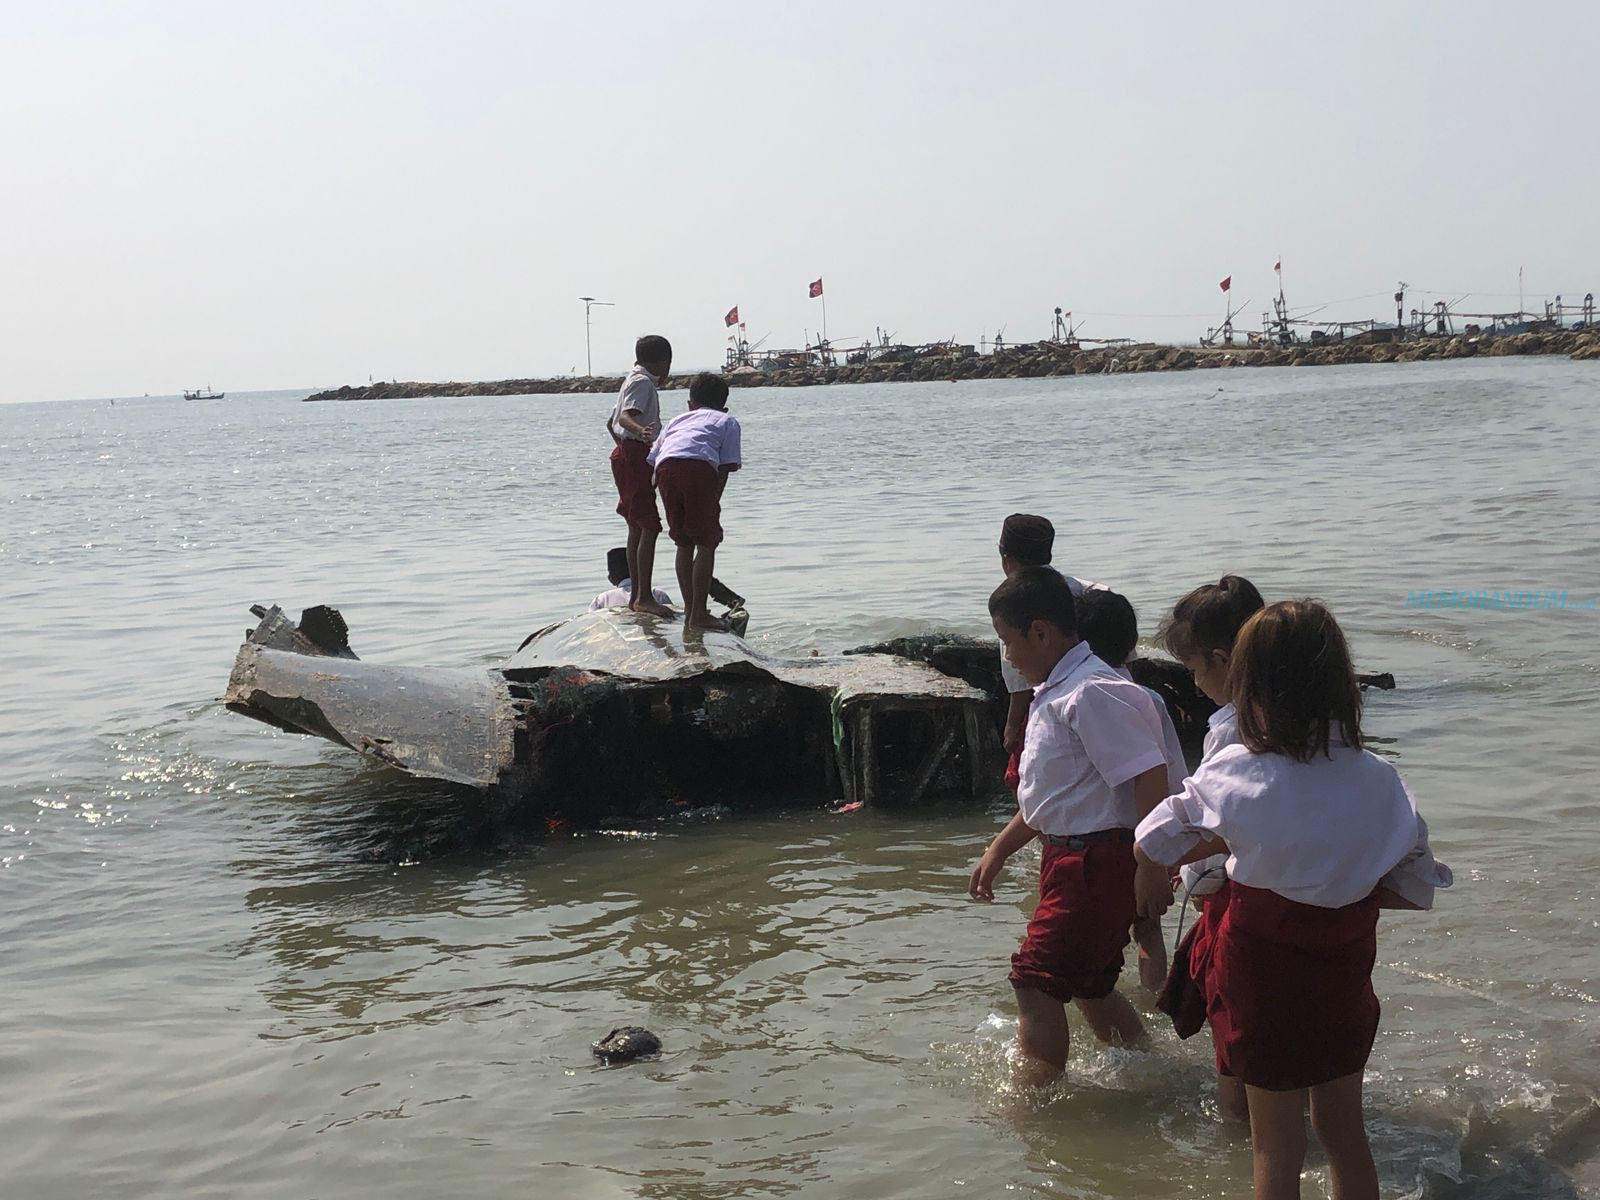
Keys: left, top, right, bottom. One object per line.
{"left": 4, "top": 1, "right": 1596, "bottom": 402}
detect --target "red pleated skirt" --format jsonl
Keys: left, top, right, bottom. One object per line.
{"left": 1174, "top": 882, "right": 1380, "bottom": 1091}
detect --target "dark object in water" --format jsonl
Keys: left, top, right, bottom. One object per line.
{"left": 592, "top": 1026, "right": 661, "bottom": 1065}
{"left": 224, "top": 604, "right": 993, "bottom": 817}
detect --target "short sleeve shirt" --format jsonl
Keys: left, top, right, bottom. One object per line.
{"left": 647, "top": 408, "right": 742, "bottom": 470}
{"left": 1016, "top": 642, "right": 1170, "bottom": 835}
{"left": 612, "top": 366, "right": 661, "bottom": 442}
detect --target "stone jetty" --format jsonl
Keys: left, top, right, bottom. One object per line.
{"left": 304, "top": 328, "right": 1600, "bottom": 403}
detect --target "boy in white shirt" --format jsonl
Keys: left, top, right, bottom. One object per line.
{"left": 607, "top": 335, "right": 674, "bottom": 618}
{"left": 1074, "top": 587, "right": 1186, "bottom": 993}
{"left": 968, "top": 567, "right": 1174, "bottom": 1085}
{"left": 647, "top": 373, "right": 742, "bottom": 632}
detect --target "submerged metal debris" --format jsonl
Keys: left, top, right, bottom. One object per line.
{"left": 224, "top": 605, "right": 994, "bottom": 818}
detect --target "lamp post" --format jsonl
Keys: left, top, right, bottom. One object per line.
{"left": 579, "top": 296, "right": 614, "bottom": 377}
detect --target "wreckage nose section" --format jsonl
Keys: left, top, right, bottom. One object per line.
{"left": 224, "top": 606, "right": 516, "bottom": 790}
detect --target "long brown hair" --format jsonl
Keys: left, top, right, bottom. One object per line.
{"left": 1229, "top": 600, "right": 1362, "bottom": 761}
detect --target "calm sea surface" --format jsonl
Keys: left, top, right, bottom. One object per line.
{"left": 2, "top": 360, "right": 1597, "bottom": 1199}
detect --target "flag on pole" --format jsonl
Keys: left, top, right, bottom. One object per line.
{"left": 724, "top": 306, "right": 739, "bottom": 327}
{"left": 809, "top": 278, "right": 824, "bottom": 298}
{"left": 739, "top": 322, "right": 746, "bottom": 331}
{"left": 1273, "top": 261, "right": 1281, "bottom": 272}
{"left": 1219, "top": 276, "right": 1232, "bottom": 293}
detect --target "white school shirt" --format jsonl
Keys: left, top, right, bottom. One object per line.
{"left": 646, "top": 408, "right": 742, "bottom": 470}
{"left": 1112, "top": 664, "right": 1187, "bottom": 794}
{"left": 611, "top": 366, "right": 661, "bottom": 442}
{"left": 1180, "top": 701, "right": 1244, "bottom": 895}
{"left": 1203, "top": 702, "right": 1241, "bottom": 760}
{"left": 588, "top": 579, "right": 674, "bottom": 612}
{"left": 999, "top": 571, "right": 1099, "bottom": 694}
{"left": 1135, "top": 742, "right": 1453, "bottom": 909}
{"left": 1016, "top": 642, "right": 1171, "bottom": 836}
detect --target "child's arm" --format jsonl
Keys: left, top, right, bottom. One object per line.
{"left": 969, "top": 811, "right": 1037, "bottom": 902}
{"left": 1134, "top": 845, "right": 1177, "bottom": 918}
{"left": 717, "top": 464, "right": 732, "bottom": 497}
{"left": 615, "top": 409, "right": 656, "bottom": 442}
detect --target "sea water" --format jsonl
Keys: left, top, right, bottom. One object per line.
{"left": 1, "top": 359, "right": 1596, "bottom": 1198}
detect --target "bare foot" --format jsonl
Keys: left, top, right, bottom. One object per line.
{"left": 1133, "top": 917, "right": 1168, "bottom": 994}
{"left": 685, "top": 612, "right": 731, "bottom": 632}
{"left": 630, "top": 597, "right": 675, "bottom": 618}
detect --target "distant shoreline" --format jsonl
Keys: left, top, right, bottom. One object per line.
{"left": 304, "top": 328, "right": 1599, "bottom": 403}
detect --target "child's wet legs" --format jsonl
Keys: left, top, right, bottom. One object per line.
{"left": 1013, "top": 985, "right": 1069, "bottom": 1084}
{"left": 1074, "top": 988, "right": 1147, "bottom": 1046}
{"left": 1219, "top": 1073, "right": 1250, "bottom": 1119}
{"left": 1245, "top": 1085, "right": 1309, "bottom": 1200}
{"left": 1309, "top": 1071, "right": 1377, "bottom": 1200}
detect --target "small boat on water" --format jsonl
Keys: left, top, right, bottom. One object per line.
{"left": 184, "top": 385, "right": 225, "bottom": 401}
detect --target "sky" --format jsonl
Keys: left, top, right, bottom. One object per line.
{"left": 2, "top": 1, "right": 1597, "bottom": 403}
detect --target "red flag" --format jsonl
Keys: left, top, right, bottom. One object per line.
{"left": 724, "top": 305, "right": 739, "bottom": 327}
{"left": 1219, "top": 276, "right": 1232, "bottom": 293}
{"left": 809, "top": 278, "right": 824, "bottom": 298}
{"left": 1273, "top": 261, "right": 1281, "bottom": 272}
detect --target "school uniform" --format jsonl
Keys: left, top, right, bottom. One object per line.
{"left": 1202, "top": 702, "right": 1241, "bottom": 761}
{"left": 609, "top": 366, "right": 663, "bottom": 532}
{"left": 588, "top": 580, "right": 674, "bottom": 612}
{"left": 1155, "top": 703, "right": 1235, "bottom": 1033}
{"left": 1000, "top": 572, "right": 1097, "bottom": 791}
{"left": 1136, "top": 742, "right": 1451, "bottom": 1090}
{"left": 647, "top": 408, "right": 742, "bottom": 547}
{"left": 1008, "top": 642, "right": 1171, "bottom": 1002}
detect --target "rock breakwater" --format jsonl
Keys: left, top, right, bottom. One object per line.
{"left": 304, "top": 329, "right": 1600, "bottom": 403}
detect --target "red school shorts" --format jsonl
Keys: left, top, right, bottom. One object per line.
{"left": 1203, "top": 883, "right": 1380, "bottom": 1091}
{"left": 1009, "top": 835, "right": 1138, "bottom": 1002}
{"left": 610, "top": 439, "right": 661, "bottom": 533}
{"left": 655, "top": 457, "right": 723, "bottom": 548}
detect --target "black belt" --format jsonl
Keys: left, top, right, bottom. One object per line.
{"left": 1039, "top": 827, "right": 1134, "bottom": 849}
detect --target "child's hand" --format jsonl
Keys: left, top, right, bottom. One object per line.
{"left": 1135, "top": 858, "right": 1175, "bottom": 918}
{"left": 968, "top": 848, "right": 1006, "bottom": 902}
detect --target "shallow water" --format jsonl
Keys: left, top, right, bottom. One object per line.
{"left": 2, "top": 360, "right": 1597, "bottom": 1198}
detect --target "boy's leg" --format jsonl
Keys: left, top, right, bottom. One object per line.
{"left": 1308, "top": 1071, "right": 1377, "bottom": 1200}
{"left": 625, "top": 525, "right": 643, "bottom": 593}
{"left": 686, "top": 544, "right": 728, "bottom": 630}
{"left": 1132, "top": 915, "right": 1168, "bottom": 994}
{"left": 1013, "top": 986, "right": 1070, "bottom": 1085}
{"left": 674, "top": 543, "right": 694, "bottom": 619}
{"left": 1244, "top": 1085, "right": 1309, "bottom": 1200}
{"left": 1073, "top": 990, "right": 1147, "bottom": 1046}
{"left": 629, "top": 525, "right": 672, "bottom": 616}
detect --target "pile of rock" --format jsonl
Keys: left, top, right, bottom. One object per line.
{"left": 302, "top": 329, "right": 1600, "bottom": 402}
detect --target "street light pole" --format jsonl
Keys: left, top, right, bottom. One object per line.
{"left": 579, "top": 296, "right": 614, "bottom": 377}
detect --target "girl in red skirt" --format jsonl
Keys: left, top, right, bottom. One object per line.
{"left": 1133, "top": 600, "right": 1450, "bottom": 1200}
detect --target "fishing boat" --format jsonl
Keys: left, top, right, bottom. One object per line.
{"left": 183, "top": 385, "right": 225, "bottom": 401}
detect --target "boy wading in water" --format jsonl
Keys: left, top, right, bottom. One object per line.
{"left": 647, "top": 373, "right": 742, "bottom": 631}
{"left": 970, "top": 567, "right": 1175, "bottom": 1085}
{"left": 607, "top": 334, "right": 674, "bottom": 617}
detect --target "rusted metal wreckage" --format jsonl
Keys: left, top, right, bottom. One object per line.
{"left": 223, "top": 603, "right": 1393, "bottom": 821}
{"left": 225, "top": 604, "right": 1004, "bottom": 817}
